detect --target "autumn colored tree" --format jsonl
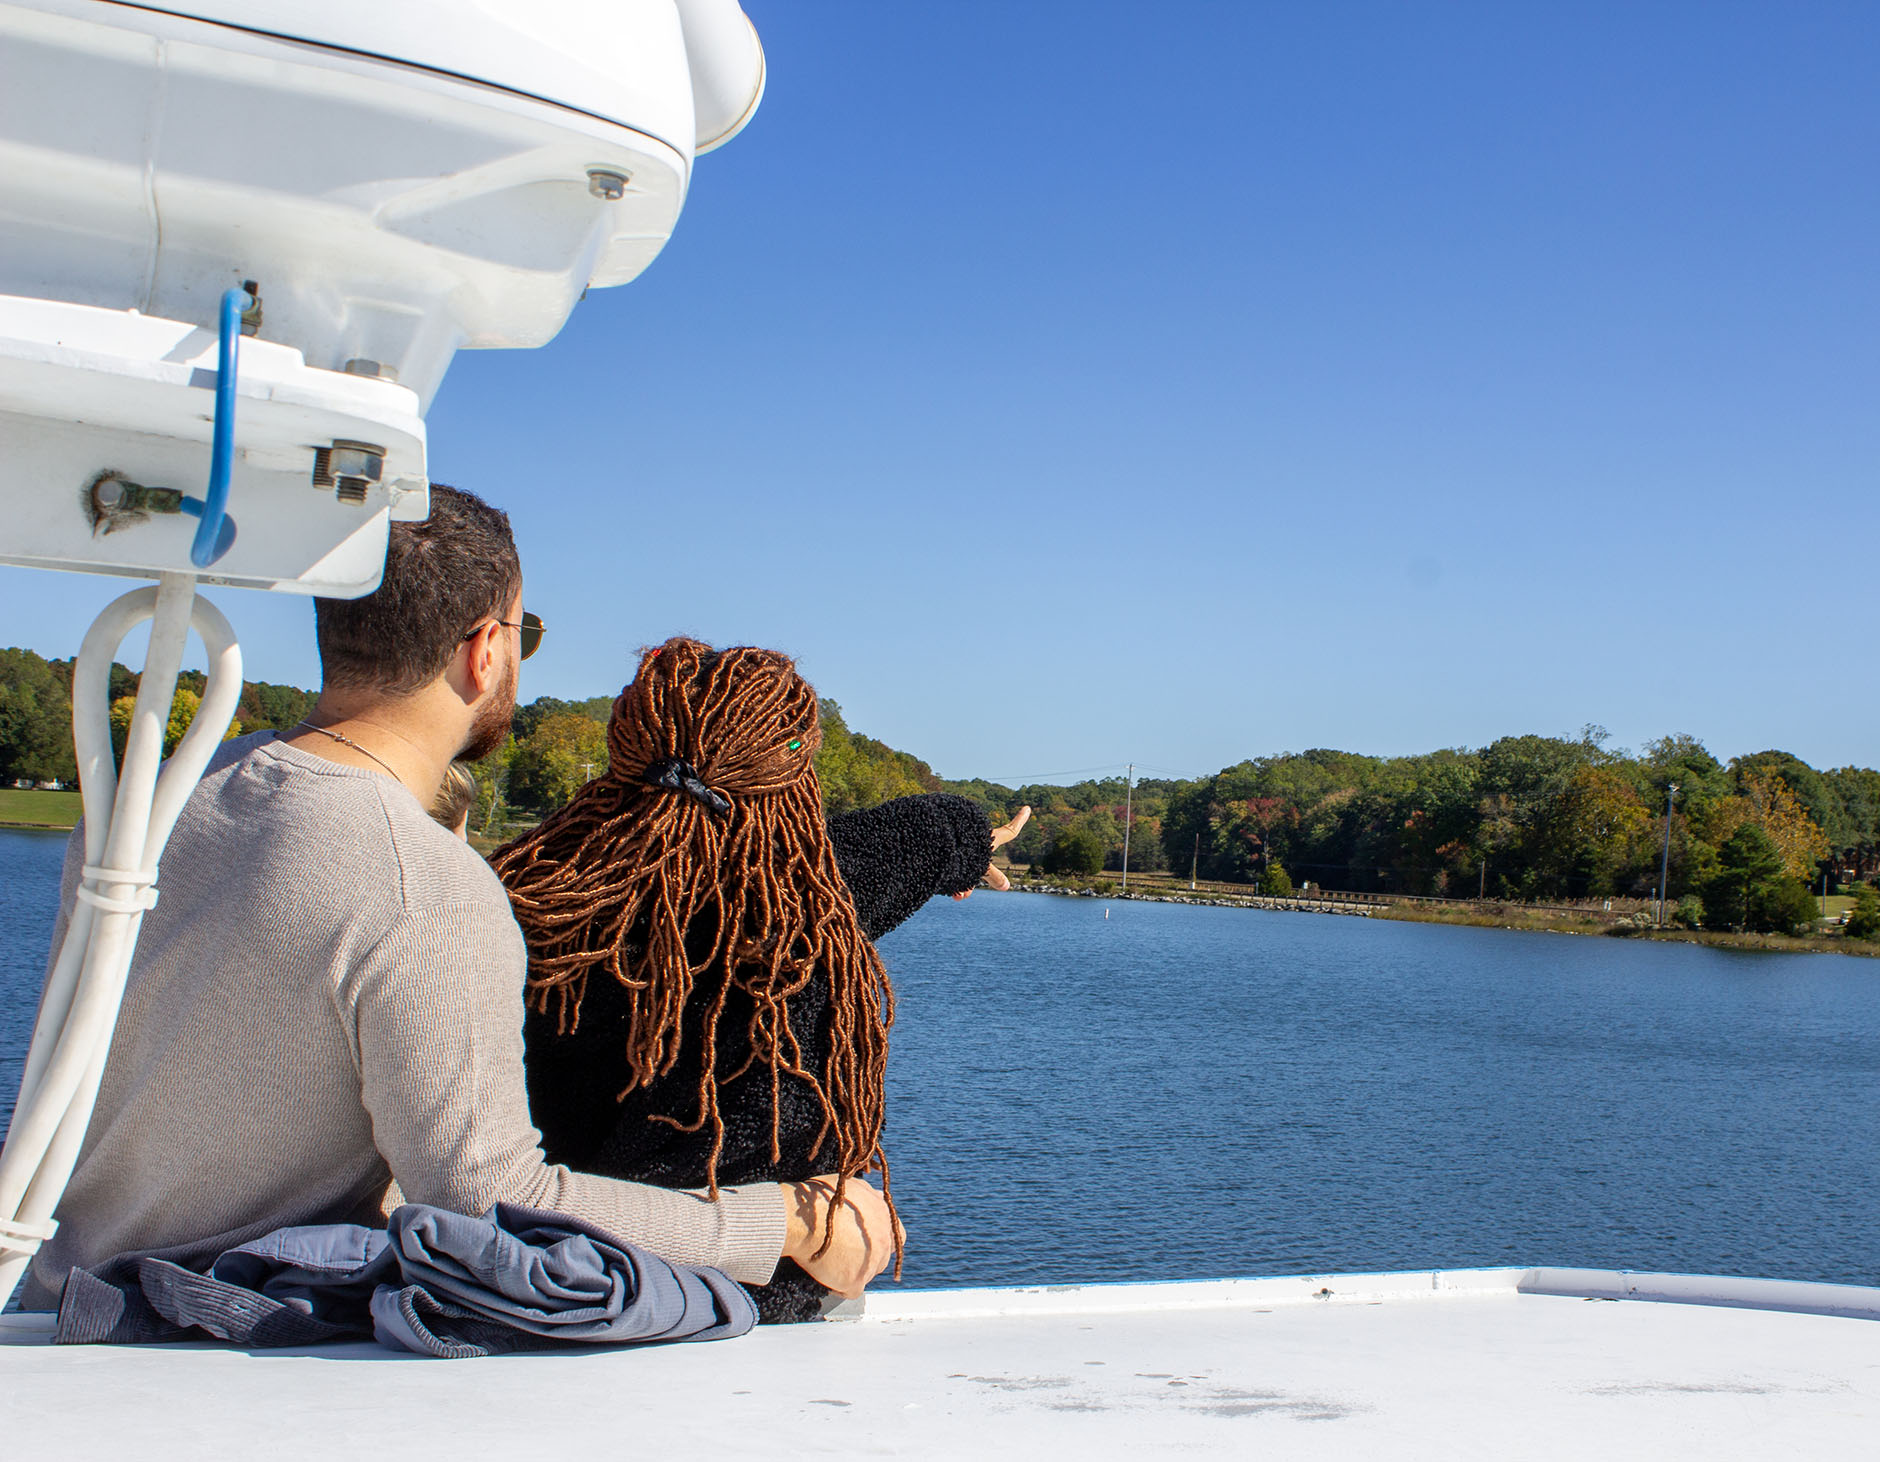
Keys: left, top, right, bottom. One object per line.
{"left": 108, "top": 686, "right": 241, "bottom": 763}
{"left": 1112, "top": 811, "right": 1167, "bottom": 872}
{"left": 1738, "top": 772, "right": 1830, "bottom": 881}
{"left": 1546, "top": 764, "right": 1655, "bottom": 896}
{"left": 1734, "top": 751, "right": 1842, "bottom": 847}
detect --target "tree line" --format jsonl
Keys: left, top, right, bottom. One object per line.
{"left": 0, "top": 646, "right": 314, "bottom": 782}
{"left": 951, "top": 728, "right": 1880, "bottom": 939}
{"left": 464, "top": 693, "right": 941, "bottom": 834}
{"left": 7, "top": 645, "right": 1876, "bottom": 937}
{"left": 1, "top": 646, "right": 932, "bottom": 821}
{"left": 450, "top": 699, "right": 1880, "bottom": 937}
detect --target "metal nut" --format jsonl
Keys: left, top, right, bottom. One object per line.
{"left": 587, "top": 169, "right": 630, "bottom": 201}
{"left": 313, "top": 440, "right": 386, "bottom": 488}
{"left": 329, "top": 445, "right": 384, "bottom": 483}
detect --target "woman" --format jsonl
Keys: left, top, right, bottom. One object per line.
{"left": 492, "top": 638, "right": 1021, "bottom": 1321}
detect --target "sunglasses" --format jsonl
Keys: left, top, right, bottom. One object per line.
{"left": 464, "top": 610, "right": 545, "bottom": 660}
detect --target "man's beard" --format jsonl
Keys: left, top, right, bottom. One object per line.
{"left": 459, "top": 654, "right": 518, "bottom": 762}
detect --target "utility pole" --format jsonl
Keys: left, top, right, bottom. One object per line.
{"left": 1656, "top": 782, "right": 1679, "bottom": 926}
{"left": 579, "top": 761, "right": 597, "bottom": 783}
{"left": 1191, "top": 832, "right": 1200, "bottom": 890}
{"left": 1479, "top": 857, "right": 1486, "bottom": 901}
{"left": 1120, "top": 763, "right": 1134, "bottom": 895}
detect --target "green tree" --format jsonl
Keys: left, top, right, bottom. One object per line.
{"left": 506, "top": 709, "right": 608, "bottom": 811}
{"left": 1258, "top": 863, "right": 1294, "bottom": 897}
{"left": 1756, "top": 877, "right": 1824, "bottom": 937}
{"left": 1043, "top": 824, "right": 1104, "bottom": 875}
{"left": 1845, "top": 885, "right": 1880, "bottom": 941}
{"left": 1701, "top": 824, "right": 1812, "bottom": 934}
{"left": 237, "top": 680, "right": 318, "bottom": 732}
{"left": 1160, "top": 779, "right": 1218, "bottom": 880}
{"left": 1824, "top": 767, "right": 1880, "bottom": 880}
{"left": 1643, "top": 734, "right": 1731, "bottom": 810}
{"left": 0, "top": 647, "right": 77, "bottom": 785}
{"left": 815, "top": 698, "right": 935, "bottom": 815}
{"left": 469, "top": 734, "right": 519, "bottom": 836}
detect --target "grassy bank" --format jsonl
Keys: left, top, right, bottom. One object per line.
{"left": 1372, "top": 899, "right": 1879, "bottom": 957}
{"left": 0, "top": 788, "right": 81, "bottom": 829}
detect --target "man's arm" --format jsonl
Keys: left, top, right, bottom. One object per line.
{"left": 345, "top": 896, "right": 894, "bottom": 1292}
{"left": 347, "top": 898, "right": 783, "bottom": 1281}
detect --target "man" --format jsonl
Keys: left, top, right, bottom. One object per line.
{"left": 23, "top": 485, "right": 897, "bottom": 1310}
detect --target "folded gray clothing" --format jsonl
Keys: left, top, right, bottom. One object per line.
{"left": 371, "top": 1203, "right": 756, "bottom": 1355}
{"left": 55, "top": 1202, "right": 756, "bottom": 1356}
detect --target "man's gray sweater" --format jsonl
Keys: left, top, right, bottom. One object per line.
{"left": 21, "top": 733, "right": 784, "bottom": 1309}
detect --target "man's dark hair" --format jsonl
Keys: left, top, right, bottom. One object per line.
{"left": 314, "top": 483, "right": 521, "bottom": 695}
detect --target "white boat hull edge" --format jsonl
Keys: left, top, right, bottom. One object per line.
{"left": 5, "top": 1267, "right": 1878, "bottom": 1458}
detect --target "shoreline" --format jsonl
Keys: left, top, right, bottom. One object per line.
{"left": 1009, "top": 879, "right": 1880, "bottom": 959}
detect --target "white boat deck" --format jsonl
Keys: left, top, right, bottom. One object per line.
{"left": 6, "top": 1266, "right": 1878, "bottom": 1458}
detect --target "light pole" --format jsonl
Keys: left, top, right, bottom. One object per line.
{"left": 1656, "top": 782, "right": 1679, "bottom": 926}
{"left": 1120, "top": 763, "right": 1134, "bottom": 895}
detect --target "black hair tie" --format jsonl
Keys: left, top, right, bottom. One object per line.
{"left": 641, "top": 756, "right": 732, "bottom": 816}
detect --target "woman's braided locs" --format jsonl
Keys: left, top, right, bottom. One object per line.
{"left": 489, "top": 637, "right": 899, "bottom": 1271}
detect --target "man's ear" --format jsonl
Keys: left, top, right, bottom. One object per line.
{"left": 457, "top": 621, "right": 505, "bottom": 702}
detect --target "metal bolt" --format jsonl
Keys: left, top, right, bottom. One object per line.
{"left": 312, "top": 440, "right": 386, "bottom": 488}
{"left": 329, "top": 444, "right": 384, "bottom": 483}
{"left": 587, "top": 169, "right": 629, "bottom": 201}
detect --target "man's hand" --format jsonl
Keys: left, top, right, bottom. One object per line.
{"left": 781, "top": 1175, "right": 903, "bottom": 1297}
{"left": 954, "top": 805, "right": 1031, "bottom": 899}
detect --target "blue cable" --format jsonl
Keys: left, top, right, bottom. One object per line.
{"left": 186, "top": 287, "right": 245, "bottom": 568}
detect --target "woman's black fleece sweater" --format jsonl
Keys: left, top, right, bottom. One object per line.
{"left": 522, "top": 792, "right": 992, "bottom": 1321}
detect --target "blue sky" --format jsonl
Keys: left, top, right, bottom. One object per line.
{"left": 6, "top": 2, "right": 1875, "bottom": 782}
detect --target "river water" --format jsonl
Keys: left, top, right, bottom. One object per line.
{"left": 5, "top": 826, "right": 1877, "bottom": 1292}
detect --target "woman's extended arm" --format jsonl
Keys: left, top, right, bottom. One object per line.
{"left": 826, "top": 793, "right": 994, "bottom": 940}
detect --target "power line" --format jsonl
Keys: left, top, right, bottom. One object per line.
{"left": 973, "top": 762, "right": 1135, "bottom": 784}
{"left": 970, "top": 760, "right": 1206, "bottom": 786}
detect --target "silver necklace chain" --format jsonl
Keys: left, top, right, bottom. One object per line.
{"left": 292, "top": 720, "right": 403, "bottom": 782}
